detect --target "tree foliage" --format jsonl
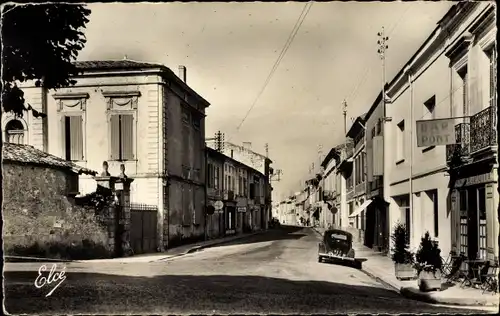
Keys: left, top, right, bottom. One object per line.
{"left": 1, "top": 4, "right": 91, "bottom": 117}
{"left": 390, "top": 221, "right": 414, "bottom": 264}
{"left": 414, "top": 231, "right": 442, "bottom": 274}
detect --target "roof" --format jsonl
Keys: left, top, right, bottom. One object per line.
{"left": 73, "top": 59, "right": 210, "bottom": 108}
{"left": 205, "top": 146, "right": 266, "bottom": 178}
{"left": 386, "top": 2, "right": 479, "bottom": 96}
{"left": 346, "top": 112, "right": 368, "bottom": 138}
{"left": 74, "top": 60, "right": 165, "bottom": 71}
{"left": 2, "top": 143, "right": 97, "bottom": 176}
{"left": 320, "top": 147, "right": 341, "bottom": 168}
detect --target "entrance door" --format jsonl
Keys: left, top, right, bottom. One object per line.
{"left": 365, "top": 204, "right": 375, "bottom": 248}
{"left": 467, "top": 187, "right": 479, "bottom": 260}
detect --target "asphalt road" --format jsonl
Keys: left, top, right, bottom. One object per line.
{"left": 4, "top": 226, "right": 496, "bottom": 314}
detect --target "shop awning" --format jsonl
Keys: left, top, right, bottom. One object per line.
{"left": 348, "top": 199, "right": 373, "bottom": 218}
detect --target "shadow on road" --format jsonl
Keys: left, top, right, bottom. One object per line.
{"left": 4, "top": 271, "right": 493, "bottom": 314}
{"left": 208, "top": 225, "right": 308, "bottom": 249}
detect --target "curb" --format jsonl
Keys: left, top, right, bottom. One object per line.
{"left": 400, "top": 287, "right": 499, "bottom": 307}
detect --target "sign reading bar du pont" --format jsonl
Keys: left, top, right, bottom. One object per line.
{"left": 416, "top": 118, "right": 456, "bottom": 147}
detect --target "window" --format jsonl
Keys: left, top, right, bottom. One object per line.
{"left": 396, "top": 120, "right": 405, "bottom": 162}
{"left": 63, "top": 116, "right": 83, "bottom": 161}
{"left": 376, "top": 119, "right": 382, "bottom": 135}
{"left": 243, "top": 177, "right": 248, "bottom": 197}
{"left": 214, "top": 166, "right": 220, "bottom": 190}
{"left": 5, "top": 119, "right": 25, "bottom": 144}
{"left": 182, "top": 107, "right": 190, "bottom": 124}
{"left": 371, "top": 127, "right": 376, "bottom": 139}
{"left": 238, "top": 175, "right": 243, "bottom": 196}
{"left": 110, "top": 114, "right": 133, "bottom": 161}
{"left": 428, "top": 189, "right": 439, "bottom": 238}
{"left": 361, "top": 152, "right": 366, "bottom": 182}
{"left": 458, "top": 68, "right": 468, "bottom": 116}
{"left": 424, "top": 95, "right": 436, "bottom": 119}
{"left": 487, "top": 47, "right": 497, "bottom": 108}
{"left": 192, "top": 115, "right": 201, "bottom": 130}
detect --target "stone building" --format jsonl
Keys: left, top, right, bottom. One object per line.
{"left": 4, "top": 59, "right": 210, "bottom": 252}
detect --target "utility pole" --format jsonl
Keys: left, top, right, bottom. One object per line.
{"left": 318, "top": 144, "right": 323, "bottom": 167}
{"left": 214, "top": 131, "right": 225, "bottom": 153}
{"left": 342, "top": 99, "right": 348, "bottom": 135}
{"left": 265, "top": 143, "right": 269, "bottom": 158}
{"left": 377, "top": 26, "right": 392, "bottom": 251}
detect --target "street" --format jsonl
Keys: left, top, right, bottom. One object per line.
{"left": 4, "top": 226, "right": 496, "bottom": 314}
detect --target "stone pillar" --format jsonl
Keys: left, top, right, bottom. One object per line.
{"left": 115, "top": 164, "right": 134, "bottom": 257}
{"left": 93, "top": 173, "right": 118, "bottom": 257}
{"left": 93, "top": 161, "right": 134, "bottom": 258}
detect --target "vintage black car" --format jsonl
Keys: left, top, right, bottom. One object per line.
{"left": 318, "top": 229, "right": 356, "bottom": 263}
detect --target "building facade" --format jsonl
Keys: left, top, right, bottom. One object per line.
{"left": 206, "top": 140, "right": 273, "bottom": 229}
{"left": 342, "top": 114, "right": 368, "bottom": 243}
{"left": 363, "top": 91, "right": 390, "bottom": 252}
{"left": 5, "top": 60, "right": 210, "bottom": 252}
{"left": 319, "top": 146, "right": 342, "bottom": 228}
{"left": 384, "top": 1, "right": 497, "bottom": 260}
{"left": 206, "top": 147, "right": 268, "bottom": 237}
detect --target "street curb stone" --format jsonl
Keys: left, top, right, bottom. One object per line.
{"left": 311, "top": 226, "right": 499, "bottom": 307}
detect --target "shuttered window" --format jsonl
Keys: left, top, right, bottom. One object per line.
{"left": 110, "top": 114, "right": 134, "bottom": 161}
{"left": 214, "top": 166, "right": 220, "bottom": 190}
{"left": 459, "top": 68, "right": 468, "bottom": 116}
{"left": 488, "top": 47, "right": 496, "bottom": 108}
{"left": 64, "top": 116, "right": 83, "bottom": 161}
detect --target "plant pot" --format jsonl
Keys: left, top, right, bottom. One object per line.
{"left": 394, "top": 263, "right": 417, "bottom": 280}
{"left": 418, "top": 270, "right": 442, "bottom": 292}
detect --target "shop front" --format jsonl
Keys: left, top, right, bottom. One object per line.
{"left": 450, "top": 166, "right": 498, "bottom": 262}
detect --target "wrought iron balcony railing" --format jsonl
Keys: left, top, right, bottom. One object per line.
{"left": 446, "top": 123, "right": 470, "bottom": 162}
{"left": 470, "top": 105, "right": 497, "bottom": 153}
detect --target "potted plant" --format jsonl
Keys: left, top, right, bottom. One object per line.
{"left": 391, "top": 222, "right": 416, "bottom": 280}
{"left": 414, "top": 231, "right": 442, "bottom": 292}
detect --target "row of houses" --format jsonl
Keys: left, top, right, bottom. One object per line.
{"left": 276, "top": 2, "right": 498, "bottom": 264}
{"left": 3, "top": 59, "right": 273, "bottom": 255}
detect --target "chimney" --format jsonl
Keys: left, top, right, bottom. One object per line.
{"left": 178, "top": 65, "right": 187, "bottom": 83}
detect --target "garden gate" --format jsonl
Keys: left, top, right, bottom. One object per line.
{"left": 130, "top": 203, "right": 158, "bottom": 254}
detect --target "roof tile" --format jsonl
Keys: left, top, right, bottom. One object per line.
{"left": 2, "top": 143, "right": 97, "bottom": 175}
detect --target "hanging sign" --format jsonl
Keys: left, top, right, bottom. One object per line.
{"left": 416, "top": 118, "right": 456, "bottom": 147}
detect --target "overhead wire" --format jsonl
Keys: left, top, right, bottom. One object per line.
{"left": 231, "top": 1, "right": 314, "bottom": 139}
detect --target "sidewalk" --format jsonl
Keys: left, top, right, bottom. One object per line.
{"left": 312, "top": 227, "right": 499, "bottom": 307}
{"left": 5, "top": 230, "right": 266, "bottom": 264}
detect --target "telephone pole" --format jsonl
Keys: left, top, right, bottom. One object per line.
{"left": 214, "top": 131, "right": 225, "bottom": 152}
{"left": 342, "top": 99, "right": 348, "bottom": 135}
{"left": 378, "top": 26, "right": 393, "bottom": 251}
{"left": 265, "top": 143, "right": 269, "bottom": 158}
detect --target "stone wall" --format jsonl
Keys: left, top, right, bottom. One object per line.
{"left": 3, "top": 163, "right": 109, "bottom": 258}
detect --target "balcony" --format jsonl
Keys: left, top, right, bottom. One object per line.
{"left": 446, "top": 105, "right": 497, "bottom": 165}
{"left": 470, "top": 105, "right": 497, "bottom": 154}
{"left": 446, "top": 122, "right": 471, "bottom": 163}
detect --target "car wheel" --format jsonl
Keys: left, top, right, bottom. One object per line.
{"left": 318, "top": 256, "right": 323, "bottom": 263}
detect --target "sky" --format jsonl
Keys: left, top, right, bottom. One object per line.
{"left": 77, "top": 1, "right": 456, "bottom": 201}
